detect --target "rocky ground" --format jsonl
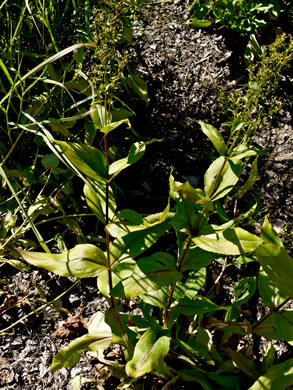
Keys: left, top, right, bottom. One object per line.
{"left": 0, "top": 0, "right": 292, "bottom": 389}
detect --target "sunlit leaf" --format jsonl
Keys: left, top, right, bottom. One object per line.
{"left": 174, "top": 268, "right": 206, "bottom": 301}
{"left": 260, "top": 216, "right": 283, "bottom": 246}
{"left": 224, "top": 348, "right": 258, "bottom": 379}
{"left": 258, "top": 267, "right": 288, "bottom": 309}
{"left": 110, "top": 253, "right": 182, "bottom": 298}
{"left": 126, "top": 328, "right": 170, "bottom": 378}
{"left": 204, "top": 156, "right": 242, "bottom": 200}
{"left": 50, "top": 313, "right": 112, "bottom": 372}
{"left": 19, "top": 244, "right": 107, "bottom": 278}
{"left": 54, "top": 141, "right": 106, "bottom": 182}
{"left": 174, "top": 181, "right": 214, "bottom": 211}
{"left": 248, "top": 358, "right": 293, "bottom": 390}
{"left": 84, "top": 180, "right": 116, "bottom": 224}
{"left": 198, "top": 121, "right": 226, "bottom": 156}
{"left": 256, "top": 244, "right": 293, "bottom": 297}
{"left": 193, "top": 227, "right": 262, "bottom": 255}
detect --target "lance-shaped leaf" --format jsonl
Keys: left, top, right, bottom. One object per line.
{"left": 204, "top": 156, "right": 242, "bottom": 200}
{"left": 50, "top": 312, "right": 112, "bottom": 372}
{"left": 126, "top": 328, "right": 170, "bottom": 378}
{"left": 105, "top": 307, "right": 137, "bottom": 356}
{"left": 108, "top": 216, "right": 173, "bottom": 265}
{"left": 90, "top": 103, "right": 112, "bottom": 129}
{"left": 109, "top": 139, "right": 160, "bottom": 180}
{"left": 224, "top": 348, "right": 258, "bottom": 379}
{"left": 110, "top": 253, "right": 182, "bottom": 298}
{"left": 272, "top": 310, "right": 293, "bottom": 344}
{"left": 170, "top": 296, "right": 220, "bottom": 318}
{"left": 193, "top": 227, "right": 262, "bottom": 255}
{"left": 18, "top": 244, "right": 108, "bottom": 278}
{"left": 198, "top": 121, "right": 226, "bottom": 156}
{"left": 174, "top": 181, "right": 214, "bottom": 211}
{"left": 141, "top": 287, "right": 169, "bottom": 309}
{"left": 258, "top": 268, "right": 288, "bottom": 309}
{"left": 256, "top": 244, "right": 293, "bottom": 298}
{"left": 100, "top": 119, "right": 130, "bottom": 136}
{"left": 54, "top": 141, "right": 106, "bottom": 181}
{"left": 123, "top": 73, "right": 150, "bottom": 104}
{"left": 230, "top": 143, "right": 258, "bottom": 160}
{"left": 248, "top": 358, "right": 293, "bottom": 390}
{"left": 174, "top": 268, "right": 206, "bottom": 301}
{"left": 180, "top": 246, "right": 216, "bottom": 272}
{"left": 260, "top": 216, "right": 283, "bottom": 246}
{"left": 84, "top": 180, "right": 116, "bottom": 224}
{"left": 253, "top": 310, "right": 293, "bottom": 343}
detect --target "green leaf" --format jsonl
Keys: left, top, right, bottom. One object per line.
{"left": 261, "top": 343, "right": 275, "bottom": 374}
{"left": 41, "top": 153, "right": 59, "bottom": 169}
{"left": 105, "top": 308, "right": 136, "bottom": 354}
{"left": 170, "top": 296, "right": 219, "bottom": 317}
{"left": 172, "top": 198, "right": 208, "bottom": 235}
{"left": 224, "top": 348, "right": 258, "bottom": 379}
{"left": 54, "top": 141, "right": 106, "bottom": 182}
{"left": 123, "top": 73, "right": 150, "bottom": 105}
{"left": 258, "top": 267, "right": 288, "bottom": 309}
{"left": 232, "top": 277, "right": 256, "bottom": 307}
{"left": 47, "top": 121, "right": 71, "bottom": 137}
{"left": 189, "top": 18, "right": 214, "bottom": 28}
{"left": 27, "top": 195, "right": 56, "bottom": 220}
{"left": 230, "top": 143, "right": 258, "bottom": 160}
{"left": 110, "top": 253, "right": 182, "bottom": 298}
{"left": 84, "top": 180, "right": 116, "bottom": 224}
{"left": 248, "top": 358, "right": 293, "bottom": 390}
{"left": 100, "top": 119, "right": 130, "bottom": 136}
{"left": 141, "top": 287, "right": 169, "bottom": 309}
{"left": 18, "top": 244, "right": 108, "bottom": 278}
{"left": 181, "top": 246, "right": 216, "bottom": 272}
{"left": 50, "top": 312, "right": 112, "bottom": 372}
{"left": 50, "top": 333, "right": 111, "bottom": 372}
{"left": 198, "top": 121, "right": 226, "bottom": 156}
{"left": 109, "top": 141, "right": 146, "bottom": 180}
{"left": 174, "top": 268, "right": 206, "bottom": 301}
{"left": 260, "top": 216, "right": 283, "bottom": 246}
{"left": 204, "top": 157, "right": 242, "bottom": 200}
{"left": 195, "top": 328, "right": 223, "bottom": 364}
{"left": 109, "top": 216, "right": 173, "bottom": 264}
{"left": 236, "top": 157, "right": 259, "bottom": 198}
{"left": 193, "top": 227, "right": 263, "bottom": 255}
{"left": 126, "top": 328, "right": 170, "bottom": 378}
{"left": 272, "top": 310, "right": 293, "bottom": 344}
{"left": 256, "top": 244, "right": 293, "bottom": 297}
{"left": 174, "top": 181, "right": 214, "bottom": 211}
{"left": 116, "top": 209, "right": 144, "bottom": 225}
{"left": 90, "top": 103, "right": 111, "bottom": 129}
{"left": 253, "top": 311, "right": 293, "bottom": 342}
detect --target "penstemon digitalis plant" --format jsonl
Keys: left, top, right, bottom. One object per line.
{"left": 2, "top": 2, "right": 292, "bottom": 386}
{"left": 18, "top": 101, "right": 293, "bottom": 388}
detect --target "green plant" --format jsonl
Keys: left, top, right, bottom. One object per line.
{"left": 188, "top": 0, "right": 287, "bottom": 66}
{"left": 218, "top": 33, "right": 293, "bottom": 138}
{"left": 188, "top": 0, "right": 280, "bottom": 34}
{"left": 1, "top": 3, "right": 293, "bottom": 389}
{"left": 15, "top": 94, "right": 293, "bottom": 389}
